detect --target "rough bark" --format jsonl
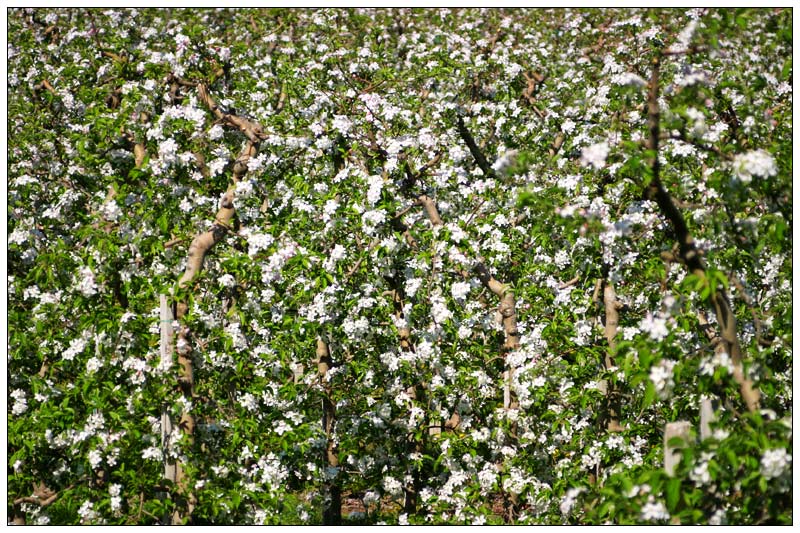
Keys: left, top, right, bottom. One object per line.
{"left": 169, "top": 83, "right": 265, "bottom": 523}
{"left": 474, "top": 262, "right": 520, "bottom": 410}
{"left": 600, "top": 280, "right": 624, "bottom": 432}
{"left": 455, "top": 117, "right": 521, "bottom": 410}
{"left": 198, "top": 83, "right": 266, "bottom": 143}
{"left": 316, "top": 338, "right": 342, "bottom": 525}
{"left": 133, "top": 112, "right": 149, "bottom": 169}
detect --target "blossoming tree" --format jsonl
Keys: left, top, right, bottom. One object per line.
{"left": 7, "top": 7, "right": 792, "bottom": 525}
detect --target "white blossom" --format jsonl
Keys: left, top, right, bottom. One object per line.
{"left": 699, "top": 350, "right": 734, "bottom": 376}
{"left": 11, "top": 389, "right": 27, "bottom": 415}
{"left": 649, "top": 359, "right": 677, "bottom": 400}
{"left": 86, "top": 356, "right": 103, "bottom": 374}
{"left": 640, "top": 312, "right": 669, "bottom": 341}
{"left": 88, "top": 449, "right": 103, "bottom": 469}
{"left": 75, "top": 266, "right": 99, "bottom": 297}
{"left": 331, "top": 115, "right": 353, "bottom": 135}
{"left": 732, "top": 149, "right": 778, "bottom": 184}
{"left": 580, "top": 141, "right": 610, "bottom": 169}
{"left": 63, "top": 337, "right": 88, "bottom": 361}
{"left": 560, "top": 487, "right": 584, "bottom": 515}
{"left": 158, "top": 138, "right": 179, "bottom": 166}
{"left": 100, "top": 200, "right": 122, "bottom": 222}
{"left": 142, "top": 446, "right": 162, "bottom": 461}
{"left": 451, "top": 281, "right": 471, "bottom": 302}
{"left": 760, "top": 448, "right": 791, "bottom": 479}
{"left": 247, "top": 232, "right": 274, "bottom": 257}
{"left": 611, "top": 72, "right": 647, "bottom": 87}
{"left": 361, "top": 209, "right": 386, "bottom": 235}
{"left": 366, "top": 174, "right": 383, "bottom": 205}
{"left": 77, "top": 500, "right": 97, "bottom": 523}
{"left": 239, "top": 392, "right": 259, "bottom": 412}
{"left": 477, "top": 463, "right": 497, "bottom": 492}
{"left": 709, "top": 508, "right": 727, "bottom": 525}
{"left": 208, "top": 124, "right": 224, "bottom": 140}
{"left": 554, "top": 249, "right": 571, "bottom": 269}
{"left": 218, "top": 273, "right": 236, "bottom": 288}
{"left": 109, "top": 484, "right": 123, "bottom": 512}
{"left": 640, "top": 497, "right": 670, "bottom": 522}
{"left": 382, "top": 475, "right": 403, "bottom": 497}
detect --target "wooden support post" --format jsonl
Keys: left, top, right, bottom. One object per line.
{"left": 699, "top": 397, "right": 715, "bottom": 442}
{"left": 664, "top": 421, "right": 692, "bottom": 476}
{"left": 159, "top": 294, "right": 177, "bottom": 523}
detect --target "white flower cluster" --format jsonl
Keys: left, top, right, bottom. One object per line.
{"left": 261, "top": 242, "right": 298, "bottom": 283}
{"left": 342, "top": 315, "right": 370, "bottom": 341}
{"left": 612, "top": 71, "right": 647, "bottom": 87}
{"left": 649, "top": 359, "right": 677, "bottom": 400}
{"left": 477, "top": 463, "right": 498, "bottom": 493}
{"left": 675, "top": 19, "right": 699, "bottom": 51}
{"left": 732, "top": 149, "right": 778, "bottom": 184}
{"left": 8, "top": 226, "right": 29, "bottom": 246}
{"left": 640, "top": 497, "right": 670, "bottom": 522}
{"left": 100, "top": 200, "right": 122, "bottom": 222}
{"left": 450, "top": 281, "right": 471, "bottom": 302}
{"left": 331, "top": 115, "right": 353, "bottom": 135}
{"left": 361, "top": 209, "right": 386, "bottom": 236}
{"left": 88, "top": 449, "right": 103, "bottom": 469}
{"left": 699, "top": 350, "right": 734, "bottom": 376}
{"left": 689, "top": 451, "right": 715, "bottom": 486}
{"left": 63, "top": 336, "right": 89, "bottom": 361}
{"left": 430, "top": 293, "right": 453, "bottom": 324}
{"left": 640, "top": 312, "right": 669, "bottom": 341}
{"left": 239, "top": 392, "right": 259, "bottom": 412}
{"left": 85, "top": 356, "right": 103, "bottom": 374}
{"left": 573, "top": 320, "right": 593, "bottom": 347}
{"left": 322, "top": 244, "right": 346, "bottom": 273}
{"left": 580, "top": 141, "right": 610, "bottom": 169}
{"left": 78, "top": 500, "right": 97, "bottom": 523}
{"left": 554, "top": 249, "right": 571, "bottom": 269}
{"left": 122, "top": 356, "right": 148, "bottom": 385}
{"left": 75, "top": 266, "right": 99, "bottom": 297}
{"left": 109, "top": 484, "right": 123, "bottom": 512}
{"left": 11, "top": 389, "right": 27, "bottom": 416}
{"left": 708, "top": 508, "right": 727, "bottom": 525}
{"left": 157, "top": 137, "right": 179, "bottom": 166}
{"left": 366, "top": 174, "right": 384, "bottom": 205}
{"left": 208, "top": 124, "right": 224, "bottom": 140}
{"left": 246, "top": 232, "right": 274, "bottom": 257}
{"left": 382, "top": 475, "right": 403, "bottom": 497}
{"left": 559, "top": 487, "right": 585, "bottom": 516}
{"left": 141, "top": 446, "right": 162, "bottom": 461}
{"left": 760, "top": 448, "right": 791, "bottom": 480}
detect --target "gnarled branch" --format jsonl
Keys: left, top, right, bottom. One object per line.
{"left": 644, "top": 55, "right": 759, "bottom": 413}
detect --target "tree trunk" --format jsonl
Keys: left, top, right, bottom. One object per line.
{"left": 644, "top": 55, "right": 759, "bottom": 413}
{"left": 316, "top": 338, "right": 342, "bottom": 525}
{"left": 159, "top": 295, "right": 177, "bottom": 523}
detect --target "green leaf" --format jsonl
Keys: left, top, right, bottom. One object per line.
{"left": 642, "top": 381, "right": 656, "bottom": 410}
{"left": 781, "top": 58, "right": 792, "bottom": 80}
{"left": 665, "top": 477, "right": 681, "bottom": 512}
{"left": 517, "top": 190, "right": 536, "bottom": 208}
